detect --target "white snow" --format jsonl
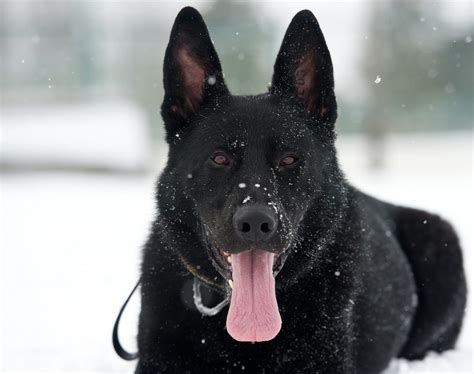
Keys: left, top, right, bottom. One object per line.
{"left": 2, "top": 173, "right": 152, "bottom": 372}
{"left": 207, "top": 75, "right": 217, "bottom": 85}
{"left": 385, "top": 350, "right": 473, "bottom": 373}
{"left": 1, "top": 101, "right": 152, "bottom": 171}
{"left": 1, "top": 131, "right": 472, "bottom": 373}
{"left": 374, "top": 75, "right": 382, "bottom": 84}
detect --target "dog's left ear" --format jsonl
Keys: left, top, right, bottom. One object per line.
{"left": 162, "top": 7, "right": 229, "bottom": 138}
{"left": 271, "top": 10, "right": 337, "bottom": 125}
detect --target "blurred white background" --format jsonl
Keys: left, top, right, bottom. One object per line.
{"left": 1, "top": 0, "right": 472, "bottom": 372}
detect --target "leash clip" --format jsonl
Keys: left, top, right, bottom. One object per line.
{"left": 193, "top": 277, "right": 230, "bottom": 316}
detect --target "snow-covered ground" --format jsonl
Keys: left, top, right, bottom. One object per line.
{"left": 1, "top": 101, "right": 152, "bottom": 171}
{"left": 1, "top": 131, "right": 472, "bottom": 373}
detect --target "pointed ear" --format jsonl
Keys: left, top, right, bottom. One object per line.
{"left": 161, "top": 7, "right": 229, "bottom": 138}
{"left": 271, "top": 10, "right": 337, "bottom": 125}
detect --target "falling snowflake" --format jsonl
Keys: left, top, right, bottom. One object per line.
{"left": 207, "top": 75, "right": 216, "bottom": 85}
{"left": 445, "top": 83, "right": 455, "bottom": 94}
{"left": 374, "top": 75, "right": 382, "bottom": 84}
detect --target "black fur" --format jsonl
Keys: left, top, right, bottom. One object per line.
{"left": 136, "top": 7, "right": 466, "bottom": 373}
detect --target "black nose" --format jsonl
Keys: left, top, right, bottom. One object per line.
{"left": 233, "top": 205, "right": 277, "bottom": 243}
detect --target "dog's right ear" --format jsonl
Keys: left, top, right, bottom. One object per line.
{"left": 161, "top": 7, "right": 229, "bottom": 139}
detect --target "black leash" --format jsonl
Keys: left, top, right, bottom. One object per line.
{"left": 113, "top": 277, "right": 228, "bottom": 361}
{"left": 112, "top": 279, "right": 141, "bottom": 361}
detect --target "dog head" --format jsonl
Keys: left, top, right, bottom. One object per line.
{"left": 158, "top": 7, "right": 344, "bottom": 342}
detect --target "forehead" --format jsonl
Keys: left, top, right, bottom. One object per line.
{"left": 193, "top": 96, "right": 313, "bottom": 150}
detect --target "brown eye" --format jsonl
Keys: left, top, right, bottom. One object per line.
{"left": 279, "top": 155, "right": 298, "bottom": 167}
{"left": 211, "top": 153, "right": 230, "bottom": 166}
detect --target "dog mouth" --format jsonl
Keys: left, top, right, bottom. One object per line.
{"left": 207, "top": 244, "right": 290, "bottom": 343}
{"left": 209, "top": 247, "right": 288, "bottom": 282}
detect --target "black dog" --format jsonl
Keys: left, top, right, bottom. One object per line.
{"left": 135, "top": 7, "right": 466, "bottom": 373}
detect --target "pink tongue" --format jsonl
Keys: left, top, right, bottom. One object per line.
{"left": 226, "top": 249, "right": 282, "bottom": 342}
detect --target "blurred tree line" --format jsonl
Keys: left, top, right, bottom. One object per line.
{"left": 351, "top": 0, "right": 473, "bottom": 167}
{"left": 1, "top": 0, "right": 472, "bottom": 147}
